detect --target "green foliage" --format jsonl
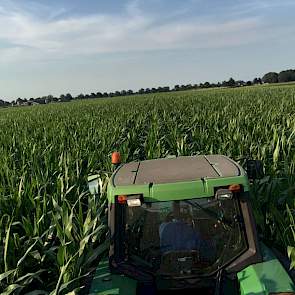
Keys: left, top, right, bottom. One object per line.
{"left": 287, "top": 203, "right": 295, "bottom": 269}
{"left": 278, "top": 69, "right": 295, "bottom": 83}
{"left": 0, "top": 85, "right": 294, "bottom": 293}
{"left": 262, "top": 72, "right": 279, "bottom": 83}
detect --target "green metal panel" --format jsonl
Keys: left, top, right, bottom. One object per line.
{"left": 237, "top": 244, "right": 295, "bottom": 295}
{"left": 89, "top": 259, "right": 137, "bottom": 295}
{"left": 107, "top": 175, "right": 249, "bottom": 203}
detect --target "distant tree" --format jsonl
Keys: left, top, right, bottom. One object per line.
{"left": 174, "top": 85, "right": 180, "bottom": 91}
{"left": 0, "top": 99, "right": 10, "bottom": 107}
{"left": 246, "top": 81, "right": 252, "bottom": 86}
{"left": 65, "top": 93, "right": 73, "bottom": 100}
{"left": 221, "top": 81, "right": 228, "bottom": 87}
{"left": 96, "top": 92, "right": 103, "bottom": 98}
{"left": 204, "top": 82, "right": 211, "bottom": 88}
{"left": 228, "top": 78, "right": 236, "bottom": 87}
{"left": 262, "top": 72, "right": 278, "bottom": 83}
{"left": 127, "top": 90, "right": 133, "bottom": 95}
{"left": 76, "top": 93, "right": 85, "bottom": 100}
{"left": 278, "top": 69, "right": 295, "bottom": 83}
{"left": 16, "top": 98, "right": 24, "bottom": 105}
{"left": 253, "top": 77, "right": 262, "bottom": 85}
{"left": 102, "top": 92, "right": 109, "bottom": 97}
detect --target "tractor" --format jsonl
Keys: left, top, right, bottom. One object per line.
{"left": 87, "top": 153, "right": 295, "bottom": 295}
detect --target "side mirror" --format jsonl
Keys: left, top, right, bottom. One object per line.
{"left": 245, "top": 160, "right": 264, "bottom": 181}
{"left": 88, "top": 174, "right": 100, "bottom": 195}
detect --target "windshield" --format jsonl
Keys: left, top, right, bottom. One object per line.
{"left": 123, "top": 197, "right": 247, "bottom": 277}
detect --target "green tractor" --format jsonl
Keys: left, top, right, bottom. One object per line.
{"left": 87, "top": 154, "right": 295, "bottom": 295}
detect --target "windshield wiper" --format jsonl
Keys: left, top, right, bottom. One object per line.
{"left": 184, "top": 200, "right": 234, "bottom": 228}
{"left": 116, "top": 259, "right": 154, "bottom": 283}
{"left": 214, "top": 268, "right": 223, "bottom": 295}
{"left": 130, "top": 254, "right": 154, "bottom": 269}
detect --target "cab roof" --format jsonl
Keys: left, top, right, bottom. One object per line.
{"left": 113, "top": 155, "right": 243, "bottom": 186}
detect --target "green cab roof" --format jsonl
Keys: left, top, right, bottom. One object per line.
{"left": 113, "top": 155, "right": 244, "bottom": 186}
{"left": 107, "top": 155, "right": 249, "bottom": 203}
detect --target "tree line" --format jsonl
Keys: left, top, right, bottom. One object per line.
{"left": 0, "top": 68, "right": 294, "bottom": 108}
{"left": 262, "top": 69, "right": 295, "bottom": 84}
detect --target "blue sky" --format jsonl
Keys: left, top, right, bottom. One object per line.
{"left": 0, "top": 0, "right": 294, "bottom": 100}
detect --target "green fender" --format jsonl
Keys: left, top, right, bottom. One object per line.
{"left": 238, "top": 243, "right": 295, "bottom": 295}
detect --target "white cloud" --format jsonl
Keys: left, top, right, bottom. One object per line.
{"left": 0, "top": 0, "right": 276, "bottom": 64}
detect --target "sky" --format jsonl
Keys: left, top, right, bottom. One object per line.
{"left": 0, "top": 0, "right": 294, "bottom": 100}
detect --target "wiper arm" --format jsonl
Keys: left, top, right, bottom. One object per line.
{"left": 184, "top": 200, "right": 233, "bottom": 228}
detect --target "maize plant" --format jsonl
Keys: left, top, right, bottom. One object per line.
{"left": 287, "top": 203, "right": 295, "bottom": 269}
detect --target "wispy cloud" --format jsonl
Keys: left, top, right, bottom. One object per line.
{"left": 227, "top": 0, "right": 295, "bottom": 18}
{"left": 0, "top": 0, "right": 288, "bottom": 64}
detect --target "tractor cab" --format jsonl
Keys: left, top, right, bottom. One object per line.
{"left": 88, "top": 155, "right": 295, "bottom": 295}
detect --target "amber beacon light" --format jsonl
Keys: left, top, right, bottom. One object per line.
{"left": 112, "top": 151, "right": 121, "bottom": 165}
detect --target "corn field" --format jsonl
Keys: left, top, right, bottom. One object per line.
{"left": 0, "top": 86, "right": 294, "bottom": 294}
